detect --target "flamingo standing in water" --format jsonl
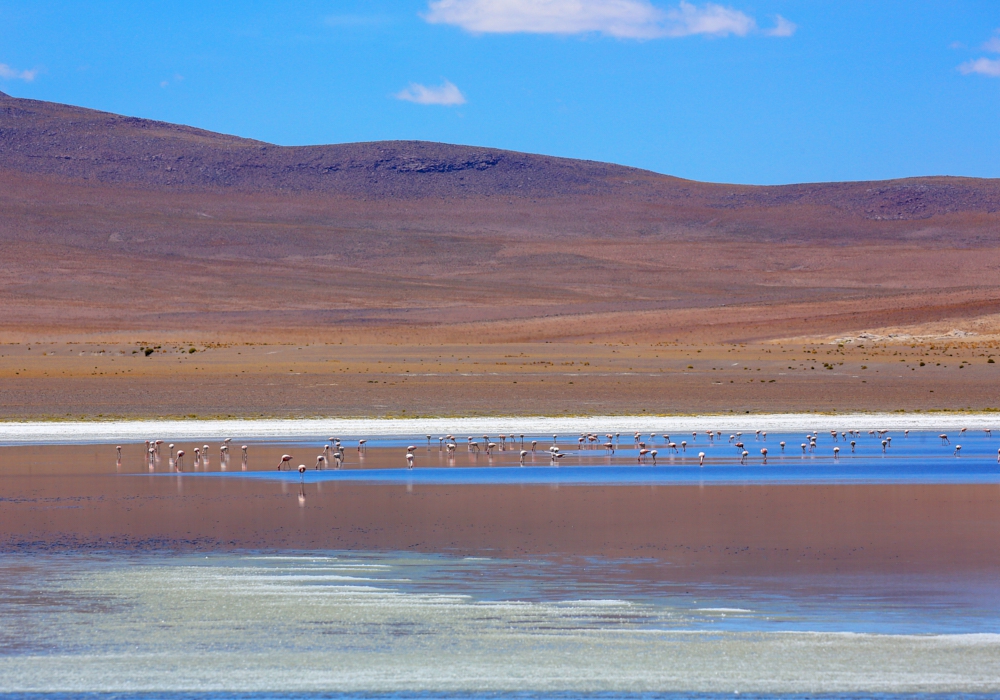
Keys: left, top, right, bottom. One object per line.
{"left": 833, "top": 447, "right": 840, "bottom": 460}
{"left": 760, "top": 448, "right": 768, "bottom": 465}
{"left": 315, "top": 455, "right": 327, "bottom": 469}
{"left": 779, "top": 441, "right": 786, "bottom": 453}
{"left": 740, "top": 450, "right": 749, "bottom": 465}
{"left": 241, "top": 445, "right": 248, "bottom": 469}
{"left": 698, "top": 451, "right": 705, "bottom": 467}
{"left": 519, "top": 450, "right": 527, "bottom": 465}
{"left": 277, "top": 454, "right": 292, "bottom": 471}
{"left": 406, "top": 452, "right": 414, "bottom": 469}
{"left": 175, "top": 450, "right": 185, "bottom": 469}
{"left": 116, "top": 445, "right": 122, "bottom": 463}
{"left": 954, "top": 445, "right": 962, "bottom": 457}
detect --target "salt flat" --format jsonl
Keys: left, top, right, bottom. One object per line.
{"left": 1, "top": 412, "right": 997, "bottom": 444}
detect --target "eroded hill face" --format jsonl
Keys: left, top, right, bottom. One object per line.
{"left": 1, "top": 91, "right": 999, "bottom": 347}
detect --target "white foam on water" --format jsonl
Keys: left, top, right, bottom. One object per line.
{"left": 2, "top": 413, "right": 998, "bottom": 444}
{"left": 2, "top": 553, "right": 999, "bottom": 693}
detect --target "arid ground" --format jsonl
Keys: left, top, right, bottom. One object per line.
{"left": 2, "top": 90, "right": 999, "bottom": 418}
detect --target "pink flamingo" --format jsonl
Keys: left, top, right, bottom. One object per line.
{"left": 698, "top": 451, "right": 705, "bottom": 467}
{"left": 277, "top": 454, "right": 292, "bottom": 471}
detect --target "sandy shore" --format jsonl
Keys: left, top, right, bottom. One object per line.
{"left": 2, "top": 341, "right": 998, "bottom": 421}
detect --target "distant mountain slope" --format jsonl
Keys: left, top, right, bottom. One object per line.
{"left": 2, "top": 91, "right": 999, "bottom": 219}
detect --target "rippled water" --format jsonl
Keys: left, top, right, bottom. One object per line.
{"left": 1, "top": 552, "right": 999, "bottom": 695}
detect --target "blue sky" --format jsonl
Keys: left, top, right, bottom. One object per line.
{"left": 1, "top": 0, "right": 998, "bottom": 184}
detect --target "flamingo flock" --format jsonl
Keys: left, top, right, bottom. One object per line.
{"left": 117, "top": 427, "right": 999, "bottom": 474}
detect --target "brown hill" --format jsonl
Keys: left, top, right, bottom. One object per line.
{"left": 1, "top": 90, "right": 999, "bottom": 345}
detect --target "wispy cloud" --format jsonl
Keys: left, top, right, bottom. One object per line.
{"left": 982, "top": 33, "right": 1000, "bottom": 53}
{"left": 394, "top": 79, "right": 467, "bottom": 106}
{"left": 959, "top": 57, "right": 1000, "bottom": 77}
{"left": 958, "top": 29, "right": 1000, "bottom": 77}
{"left": 0, "top": 63, "right": 38, "bottom": 81}
{"left": 423, "top": 0, "right": 790, "bottom": 39}
{"left": 663, "top": 1, "right": 754, "bottom": 37}
{"left": 764, "top": 15, "right": 796, "bottom": 38}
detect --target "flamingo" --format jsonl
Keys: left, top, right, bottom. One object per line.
{"left": 779, "top": 441, "right": 786, "bottom": 452}
{"left": 954, "top": 445, "right": 962, "bottom": 457}
{"left": 940, "top": 434, "right": 950, "bottom": 445}
{"left": 760, "top": 448, "right": 768, "bottom": 465}
{"left": 801, "top": 443, "right": 807, "bottom": 455}
{"left": 406, "top": 453, "right": 414, "bottom": 469}
{"left": 241, "top": 445, "right": 248, "bottom": 468}
{"left": 680, "top": 440, "right": 687, "bottom": 452}
{"left": 650, "top": 449, "right": 658, "bottom": 466}
{"left": 169, "top": 443, "right": 175, "bottom": 459}
{"left": 277, "top": 454, "right": 292, "bottom": 471}
{"left": 833, "top": 447, "right": 840, "bottom": 460}
{"left": 698, "top": 451, "right": 705, "bottom": 467}
{"left": 519, "top": 450, "right": 527, "bottom": 466}
{"left": 175, "top": 450, "right": 185, "bottom": 469}
{"left": 881, "top": 440, "right": 888, "bottom": 454}
{"left": 850, "top": 440, "right": 856, "bottom": 453}
{"left": 740, "top": 450, "right": 749, "bottom": 465}
{"left": 298, "top": 464, "right": 306, "bottom": 476}
{"left": 638, "top": 448, "right": 649, "bottom": 464}
{"left": 315, "top": 455, "right": 327, "bottom": 469}
{"left": 116, "top": 445, "right": 122, "bottom": 462}
{"left": 531, "top": 440, "right": 537, "bottom": 453}
{"left": 358, "top": 439, "right": 367, "bottom": 453}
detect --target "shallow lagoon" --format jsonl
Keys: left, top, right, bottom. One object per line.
{"left": 1, "top": 428, "right": 999, "bottom": 696}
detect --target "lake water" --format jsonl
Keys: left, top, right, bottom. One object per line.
{"left": 1, "top": 428, "right": 998, "bottom": 697}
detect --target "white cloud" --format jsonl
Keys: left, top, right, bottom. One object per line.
{"left": 423, "top": 0, "right": 779, "bottom": 39}
{"left": 663, "top": 1, "right": 754, "bottom": 37}
{"left": 959, "top": 57, "right": 1000, "bottom": 77}
{"left": 983, "top": 34, "right": 1000, "bottom": 53}
{"left": 764, "top": 15, "right": 796, "bottom": 38}
{"left": 0, "top": 63, "right": 38, "bottom": 81}
{"left": 394, "top": 79, "right": 467, "bottom": 106}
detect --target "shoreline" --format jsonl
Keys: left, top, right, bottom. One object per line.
{"left": 1, "top": 412, "right": 998, "bottom": 444}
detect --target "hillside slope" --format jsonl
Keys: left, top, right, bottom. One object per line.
{"left": 1, "top": 91, "right": 999, "bottom": 344}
